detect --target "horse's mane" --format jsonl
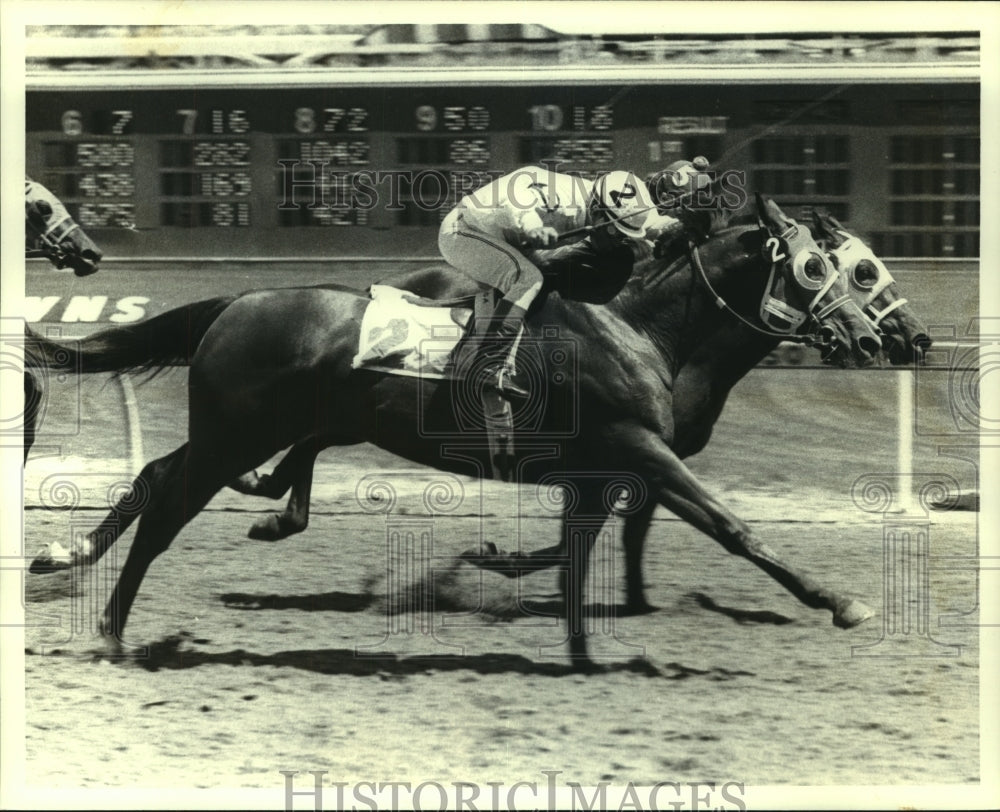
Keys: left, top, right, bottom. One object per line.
{"left": 632, "top": 198, "right": 761, "bottom": 287}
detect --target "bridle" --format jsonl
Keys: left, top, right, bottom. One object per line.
{"left": 688, "top": 222, "right": 853, "bottom": 345}
{"left": 25, "top": 185, "right": 81, "bottom": 267}
{"left": 829, "top": 234, "right": 909, "bottom": 329}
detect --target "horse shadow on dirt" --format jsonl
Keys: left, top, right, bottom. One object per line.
{"left": 128, "top": 632, "right": 664, "bottom": 678}
{"left": 156, "top": 587, "right": 786, "bottom": 679}
{"left": 219, "top": 590, "right": 374, "bottom": 613}
{"left": 36, "top": 590, "right": 781, "bottom": 678}
{"left": 120, "top": 633, "right": 757, "bottom": 681}
{"left": 218, "top": 588, "right": 795, "bottom": 626}
{"left": 219, "top": 588, "right": 666, "bottom": 621}
{"left": 683, "top": 592, "right": 795, "bottom": 626}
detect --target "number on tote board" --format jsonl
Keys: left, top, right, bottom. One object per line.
{"left": 294, "top": 108, "right": 369, "bottom": 134}
{"left": 176, "top": 109, "right": 251, "bottom": 135}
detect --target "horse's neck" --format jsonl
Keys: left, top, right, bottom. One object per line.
{"left": 610, "top": 233, "right": 760, "bottom": 376}
{"left": 679, "top": 230, "right": 789, "bottom": 394}
{"left": 691, "top": 321, "right": 781, "bottom": 389}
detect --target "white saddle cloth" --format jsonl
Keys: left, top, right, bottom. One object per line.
{"left": 351, "top": 284, "right": 472, "bottom": 378}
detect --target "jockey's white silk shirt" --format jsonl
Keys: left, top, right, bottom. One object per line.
{"left": 458, "top": 166, "right": 595, "bottom": 246}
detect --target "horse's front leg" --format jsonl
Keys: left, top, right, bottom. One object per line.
{"left": 621, "top": 492, "right": 658, "bottom": 614}
{"left": 559, "top": 477, "right": 613, "bottom": 668}
{"left": 618, "top": 424, "right": 874, "bottom": 629}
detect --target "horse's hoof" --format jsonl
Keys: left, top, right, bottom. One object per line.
{"left": 91, "top": 638, "right": 124, "bottom": 662}
{"left": 98, "top": 620, "right": 125, "bottom": 658}
{"left": 459, "top": 541, "right": 501, "bottom": 562}
{"left": 247, "top": 515, "right": 282, "bottom": 541}
{"left": 459, "top": 546, "right": 526, "bottom": 579}
{"left": 29, "top": 542, "right": 72, "bottom": 574}
{"left": 834, "top": 600, "right": 875, "bottom": 629}
{"left": 623, "top": 599, "right": 658, "bottom": 616}
{"left": 568, "top": 654, "right": 606, "bottom": 674}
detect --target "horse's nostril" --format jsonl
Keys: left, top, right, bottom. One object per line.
{"left": 859, "top": 335, "right": 881, "bottom": 358}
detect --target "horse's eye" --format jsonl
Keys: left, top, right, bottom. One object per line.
{"left": 852, "top": 259, "right": 879, "bottom": 289}
{"left": 35, "top": 201, "right": 53, "bottom": 218}
{"left": 803, "top": 254, "right": 826, "bottom": 282}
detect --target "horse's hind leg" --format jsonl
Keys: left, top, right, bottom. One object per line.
{"left": 30, "top": 444, "right": 188, "bottom": 573}
{"left": 23, "top": 371, "right": 40, "bottom": 463}
{"left": 226, "top": 436, "right": 326, "bottom": 540}
{"left": 246, "top": 438, "right": 321, "bottom": 541}
{"left": 100, "top": 443, "right": 230, "bottom": 648}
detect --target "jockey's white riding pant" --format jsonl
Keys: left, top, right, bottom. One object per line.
{"left": 439, "top": 206, "right": 544, "bottom": 307}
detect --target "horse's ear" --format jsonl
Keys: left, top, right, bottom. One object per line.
{"left": 824, "top": 211, "right": 845, "bottom": 231}
{"left": 755, "top": 193, "right": 792, "bottom": 232}
{"left": 754, "top": 192, "right": 767, "bottom": 221}
{"left": 812, "top": 210, "right": 848, "bottom": 248}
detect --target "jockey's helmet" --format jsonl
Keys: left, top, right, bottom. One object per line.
{"left": 589, "top": 170, "right": 656, "bottom": 239}
{"left": 650, "top": 156, "right": 712, "bottom": 209}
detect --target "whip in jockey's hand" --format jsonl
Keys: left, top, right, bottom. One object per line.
{"left": 438, "top": 166, "right": 663, "bottom": 400}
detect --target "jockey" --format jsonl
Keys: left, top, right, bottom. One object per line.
{"left": 439, "top": 165, "right": 683, "bottom": 398}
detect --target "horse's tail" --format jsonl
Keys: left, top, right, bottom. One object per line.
{"left": 25, "top": 295, "right": 237, "bottom": 378}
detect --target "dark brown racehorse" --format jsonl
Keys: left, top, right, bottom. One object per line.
{"left": 23, "top": 177, "right": 103, "bottom": 461}
{"left": 228, "top": 212, "right": 931, "bottom": 560}
{"left": 28, "top": 195, "right": 883, "bottom": 665}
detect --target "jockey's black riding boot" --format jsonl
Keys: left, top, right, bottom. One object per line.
{"left": 478, "top": 302, "right": 529, "bottom": 400}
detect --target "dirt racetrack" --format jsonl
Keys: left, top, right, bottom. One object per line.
{"left": 17, "top": 354, "right": 981, "bottom": 793}
{"left": 9, "top": 257, "right": 982, "bottom": 800}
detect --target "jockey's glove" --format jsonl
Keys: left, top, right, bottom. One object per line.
{"left": 525, "top": 226, "right": 560, "bottom": 248}
{"left": 644, "top": 215, "right": 686, "bottom": 258}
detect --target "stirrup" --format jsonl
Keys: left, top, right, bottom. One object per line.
{"left": 484, "top": 364, "right": 529, "bottom": 400}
